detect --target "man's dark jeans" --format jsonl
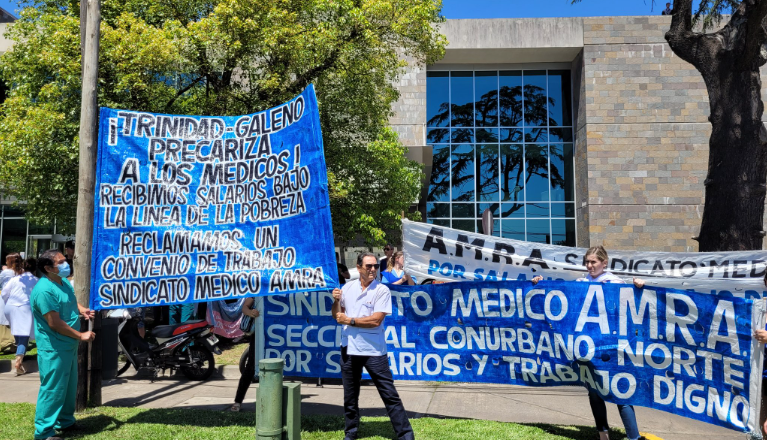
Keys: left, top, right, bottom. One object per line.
{"left": 341, "top": 346, "right": 414, "bottom": 440}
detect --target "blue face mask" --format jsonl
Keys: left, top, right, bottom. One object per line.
{"left": 57, "top": 262, "right": 71, "bottom": 278}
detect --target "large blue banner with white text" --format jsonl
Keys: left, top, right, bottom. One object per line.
{"left": 90, "top": 85, "right": 338, "bottom": 310}
{"left": 262, "top": 281, "right": 765, "bottom": 433}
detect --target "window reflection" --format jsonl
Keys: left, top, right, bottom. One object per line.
{"left": 451, "top": 145, "right": 474, "bottom": 201}
{"left": 477, "top": 144, "right": 499, "bottom": 201}
{"left": 524, "top": 71, "right": 549, "bottom": 127}
{"left": 548, "top": 70, "right": 572, "bottom": 128}
{"left": 500, "top": 144, "right": 524, "bottom": 202}
{"left": 501, "top": 219, "right": 525, "bottom": 240}
{"left": 474, "top": 71, "right": 498, "bottom": 127}
{"left": 550, "top": 144, "right": 574, "bottom": 202}
{"left": 525, "top": 144, "right": 550, "bottom": 202}
{"left": 426, "top": 72, "right": 449, "bottom": 127}
{"left": 427, "top": 145, "right": 450, "bottom": 202}
{"left": 425, "top": 70, "right": 575, "bottom": 246}
{"left": 450, "top": 72, "right": 474, "bottom": 127}
{"left": 499, "top": 71, "right": 523, "bottom": 127}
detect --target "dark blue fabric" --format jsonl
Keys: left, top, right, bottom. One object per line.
{"left": 262, "top": 280, "right": 760, "bottom": 433}
{"left": 89, "top": 85, "right": 338, "bottom": 311}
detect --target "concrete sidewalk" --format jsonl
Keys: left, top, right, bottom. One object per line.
{"left": 0, "top": 360, "right": 745, "bottom": 440}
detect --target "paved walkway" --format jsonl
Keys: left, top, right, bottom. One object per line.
{"left": 0, "top": 360, "right": 746, "bottom": 440}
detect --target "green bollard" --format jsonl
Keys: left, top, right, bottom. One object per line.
{"left": 256, "top": 359, "right": 284, "bottom": 440}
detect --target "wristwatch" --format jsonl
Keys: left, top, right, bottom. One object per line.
{"left": 350, "top": 318, "right": 356, "bottom": 326}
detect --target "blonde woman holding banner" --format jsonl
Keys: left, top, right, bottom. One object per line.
{"left": 532, "top": 245, "right": 645, "bottom": 440}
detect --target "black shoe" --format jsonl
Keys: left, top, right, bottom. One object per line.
{"left": 57, "top": 423, "right": 82, "bottom": 433}
{"left": 43, "top": 437, "right": 64, "bottom": 440}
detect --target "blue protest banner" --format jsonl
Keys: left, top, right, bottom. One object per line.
{"left": 90, "top": 85, "right": 338, "bottom": 311}
{"left": 262, "top": 280, "right": 765, "bottom": 433}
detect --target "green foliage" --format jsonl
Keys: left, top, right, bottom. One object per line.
{"left": 571, "top": 0, "right": 741, "bottom": 31}
{"left": 0, "top": 0, "right": 446, "bottom": 242}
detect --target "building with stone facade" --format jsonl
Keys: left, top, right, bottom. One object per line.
{"left": 393, "top": 15, "right": 753, "bottom": 253}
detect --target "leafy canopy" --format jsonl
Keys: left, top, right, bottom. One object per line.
{"left": 0, "top": 0, "right": 446, "bottom": 244}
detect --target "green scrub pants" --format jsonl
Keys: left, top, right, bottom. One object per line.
{"left": 169, "top": 303, "right": 195, "bottom": 324}
{"left": 34, "top": 344, "right": 78, "bottom": 439}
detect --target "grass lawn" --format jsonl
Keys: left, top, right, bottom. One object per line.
{"left": 213, "top": 338, "right": 248, "bottom": 366}
{"left": 0, "top": 346, "right": 36, "bottom": 361}
{"left": 1, "top": 402, "right": 628, "bottom": 440}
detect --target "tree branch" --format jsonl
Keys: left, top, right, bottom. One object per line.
{"left": 164, "top": 75, "right": 205, "bottom": 112}
{"left": 738, "top": 0, "right": 767, "bottom": 68}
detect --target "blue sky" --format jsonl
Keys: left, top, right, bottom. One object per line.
{"left": 442, "top": 0, "right": 680, "bottom": 19}
{"left": 0, "top": 0, "right": 698, "bottom": 20}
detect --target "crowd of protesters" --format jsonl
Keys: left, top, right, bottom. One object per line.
{"left": 6, "top": 240, "right": 767, "bottom": 440}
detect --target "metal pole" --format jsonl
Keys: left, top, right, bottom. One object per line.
{"left": 256, "top": 359, "right": 284, "bottom": 440}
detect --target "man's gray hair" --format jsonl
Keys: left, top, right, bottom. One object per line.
{"left": 356, "top": 252, "right": 377, "bottom": 267}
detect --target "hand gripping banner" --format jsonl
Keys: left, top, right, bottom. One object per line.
{"left": 261, "top": 280, "right": 766, "bottom": 434}
{"left": 402, "top": 219, "right": 767, "bottom": 297}
{"left": 90, "top": 85, "right": 338, "bottom": 311}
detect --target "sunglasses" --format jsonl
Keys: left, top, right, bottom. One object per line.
{"left": 362, "top": 263, "right": 380, "bottom": 270}
{"left": 384, "top": 248, "right": 392, "bottom": 251}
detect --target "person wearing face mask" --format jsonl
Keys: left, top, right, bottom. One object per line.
{"left": 532, "top": 245, "right": 645, "bottom": 440}
{"left": 332, "top": 252, "right": 414, "bottom": 440}
{"left": 30, "top": 249, "right": 95, "bottom": 440}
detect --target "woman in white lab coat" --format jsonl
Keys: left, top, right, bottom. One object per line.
{"left": 1, "top": 258, "right": 38, "bottom": 375}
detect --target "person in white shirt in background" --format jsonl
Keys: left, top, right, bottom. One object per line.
{"left": 0, "top": 253, "right": 23, "bottom": 354}
{"left": 2, "top": 258, "right": 38, "bottom": 375}
{"left": 332, "top": 252, "right": 415, "bottom": 440}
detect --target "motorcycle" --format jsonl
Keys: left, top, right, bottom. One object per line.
{"left": 113, "top": 309, "right": 222, "bottom": 381}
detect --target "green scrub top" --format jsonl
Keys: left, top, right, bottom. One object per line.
{"left": 30, "top": 276, "right": 80, "bottom": 350}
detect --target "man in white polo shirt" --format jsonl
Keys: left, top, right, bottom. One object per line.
{"left": 332, "top": 252, "right": 414, "bottom": 440}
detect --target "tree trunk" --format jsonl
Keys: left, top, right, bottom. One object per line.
{"left": 665, "top": 0, "right": 767, "bottom": 252}
{"left": 699, "top": 66, "right": 767, "bottom": 251}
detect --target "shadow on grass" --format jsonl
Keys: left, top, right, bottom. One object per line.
{"left": 63, "top": 407, "right": 622, "bottom": 440}
{"left": 525, "top": 423, "right": 625, "bottom": 440}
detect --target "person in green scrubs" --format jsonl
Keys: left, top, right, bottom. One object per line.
{"left": 30, "top": 249, "right": 95, "bottom": 440}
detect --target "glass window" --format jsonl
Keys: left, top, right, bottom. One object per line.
{"left": 452, "top": 203, "right": 475, "bottom": 218}
{"left": 474, "top": 71, "right": 498, "bottom": 127}
{"left": 477, "top": 144, "right": 499, "bottom": 202}
{"left": 477, "top": 219, "right": 500, "bottom": 237}
{"left": 2, "top": 206, "right": 25, "bottom": 217}
{"left": 478, "top": 203, "right": 500, "bottom": 217}
{"left": 427, "top": 128, "right": 449, "bottom": 144}
{"left": 451, "top": 144, "right": 475, "bottom": 201}
{"left": 524, "top": 71, "right": 548, "bottom": 127}
{"left": 526, "top": 219, "right": 550, "bottom": 244}
{"left": 552, "top": 219, "right": 576, "bottom": 246}
{"left": 1, "top": 218, "right": 26, "bottom": 260}
{"left": 452, "top": 128, "right": 474, "bottom": 143}
{"left": 29, "top": 222, "right": 54, "bottom": 234}
{"left": 500, "top": 144, "right": 524, "bottom": 202}
{"left": 501, "top": 219, "right": 525, "bottom": 240}
{"left": 476, "top": 128, "right": 498, "bottom": 143}
{"left": 426, "top": 72, "right": 449, "bottom": 127}
{"left": 451, "top": 72, "right": 474, "bottom": 127}
{"left": 428, "top": 218, "right": 451, "bottom": 227}
{"left": 548, "top": 70, "right": 572, "bottom": 128}
{"left": 427, "top": 203, "right": 450, "bottom": 218}
{"left": 452, "top": 219, "right": 475, "bottom": 233}
{"left": 550, "top": 143, "right": 574, "bottom": 202}
{"left": 527, "top": 203, "right": 550, "bottom": 218}
{"left": 425, "top": 69, "right": 575, "bottom": 246}
{"left": 551, "top": 203, "right": 575, "bottom": 218}
{"left": 501, "top": 203, "right": 524, "bottom": 218}
{"left": 525, "top": 144, "right": 549, "bottom": 202}
{"left": 427, "top": 145, "right": 451, "bottom": 202}
{"left": 499, "top": 71, "right": 523, "bottom": 127}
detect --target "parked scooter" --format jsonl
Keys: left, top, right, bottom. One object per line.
{"left": 114, "top": 309, "right": 222, "bottom": 381}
